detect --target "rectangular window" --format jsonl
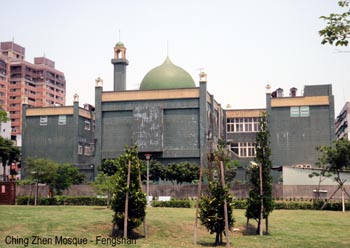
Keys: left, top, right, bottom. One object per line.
{"left": 230, "top": 143, "right": 239, "bottom": 155}
{"left": 78, "top": 145, "right": 83, "bottom": 155}
{"left": 40, "top": 116, "right": 48, "bottom": 126}
{"left": 227, "top": 117, "right": 262, "bottom": 133}
{"left": 58, "top": 115, "right": 66, "bottom": 125}
{"left": 300, "top": 106, "right": 310, "bottom": 117}
{"left": 84, "top": 146, "right": 91, "bottom": 156}
{"left": 84, "top": 120, "right": 91, "bottom": 130}
{"left": 230, "top": 142, "right": 256, "bottom": 158}
{"left": 1, "top": 185, "right": 5, "bottom": 193}
{"left": 291, "top": 106, "right": 310, "bottom": 117}
{"left": 290, "top": 107, "right": 300, "bottom": 117}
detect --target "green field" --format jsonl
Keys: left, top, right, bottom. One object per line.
{"left": 1, "top": 206, "right": 350, "bottom": 248}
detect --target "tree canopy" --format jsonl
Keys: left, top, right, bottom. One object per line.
{"left": 319, "top": 0, "right": 350, "bottom": 46}
{"left": 0, "top": 108, "right": 9, "bottom": 123}
{"left": 317, "top": 138, "right": 350, "bottom": 182}
{"left": 25, "top": 158, "right": 85, "bottom": 196}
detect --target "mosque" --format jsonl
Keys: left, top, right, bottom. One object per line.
{"left": 94, "top": 41, "right": 224, "bottom": 174}
{"left": 22, "top": 41, "right": 224, "bottom": 179}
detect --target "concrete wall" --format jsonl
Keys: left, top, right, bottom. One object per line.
{"left": 283, "top": 167, "right": 350, "bottom": 185}
{"left": 16, "top": 184, "right": 350, "bottom": 201}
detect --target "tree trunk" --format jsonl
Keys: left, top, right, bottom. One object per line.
{"left": 193, "top": 164, "right": 203, "bottom": 244}
{"left": 220, "top": 161, "right": 230, "bottom": 247}
{"left": 341, "top": 186, "right": 345, "bottom": 213}
{"left": 215, "top": 232, "right": 220, "bottom": 245}
{"left": 2, "top": 164, "right": 6, "bottom": 181}
{"left": 259, "top": 163, "right": 263, "bottom": 236}
{"left": 246, "top": 218, "right": 249, "bottom": 232}
{"left": 265, "top": 217, "right": 269, "bottom": 235}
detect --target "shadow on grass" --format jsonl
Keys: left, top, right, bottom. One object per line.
{"left": 243, "top": 223, "right": 258, "bottom": 236}
{"left": 198, "top": 240, "right": 230, "bottom": 247}
{"left": 92, "top": 207, "right": 109, "bottom": 210}
{"left": 111, "top": 228, "right": 146, "bottom": 240}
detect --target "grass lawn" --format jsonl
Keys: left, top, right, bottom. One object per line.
{"left": 1, "top": 206, "right": 350, "bottom": 248}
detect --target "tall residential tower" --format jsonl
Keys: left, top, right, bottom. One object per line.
{"left": 0, "top": 41, "right": 66, "bottom": 144}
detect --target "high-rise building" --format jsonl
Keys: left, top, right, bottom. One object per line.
{"left": 0, "top": 41, "right": 66, "bottom": 144}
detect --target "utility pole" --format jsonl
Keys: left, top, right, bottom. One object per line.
{"left": 123, "top": 160, "right": 131, "bottom": 238}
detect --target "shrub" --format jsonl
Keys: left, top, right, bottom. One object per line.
{"left": 16, "top": 196, "right": 107, "bottom": 206}
{"left": 151, "top": 199, "right": 191, "bottom": 208}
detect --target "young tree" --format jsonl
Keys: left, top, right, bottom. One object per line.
{"left": 317, "top": 138, "right": 350, "bottom": 212}
{"left": 199, "top": 138, "right": 234, "bottom": 246}
{"left": 308, "top": 169, "right": 332, "bottom": 201}
{"left": 245, "top": 112, "right": 273, "bottom": 235}
{"left": 199, "top": 180, "right": 234, "bottom": 246}
{"left": 0, "top": 137, "right": 21, "bottom": 181}
{"left": 319, "top": 0, "right": 350, "bottom": 47}
{"left": 25, "top": 158, "right": 84, "bottom": 197}
{"left": 93, "top": 172, "right": 118, "bottom": 207}
{"left": 109, "top": 145, "right": 147, "bottom": 237}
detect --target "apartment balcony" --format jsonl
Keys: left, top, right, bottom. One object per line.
{"left": 24, "top": 85, "right": 36, "bottom": 92}
{"left": 9, "top": 113, "right": 21, "bottom": 119}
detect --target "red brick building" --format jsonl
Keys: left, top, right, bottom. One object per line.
{"left": 0, "top": 41, "right": 66, "bottom": 144}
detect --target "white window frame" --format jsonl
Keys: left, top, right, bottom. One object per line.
{"left": 300, "top": 106, "right": 310, "bottom": 117}
{"left": 84, "top": 146, "right": 91, "bottom": 156}
{"left": 230, "top": 142, "right": 256, "bottom": 158}
{"left": 84, "top": 120, "right": 91, "bottom": 130}
{"left": 78, "top": 145, "right": 83, "bottom": 155}
{"left": 227, "top": 117, "right": 262, "bottom": 133}
{"left": 40, "top": 116, "right": 48, "bottom": 126}
{"left": 58, "top": 115, "right": 66, "bottom": 125}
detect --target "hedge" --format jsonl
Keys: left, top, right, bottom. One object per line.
{"left": 151, "top": 199, "right": 191, "bottom": 208}
{"left": 15, "top": 196, "right": 350, "bottom": 211}
{"left": 232, "top": 199, "right": 350, "bottom": 211}
{"left": 16, "top": 196, "right": 107, "bottom": 206}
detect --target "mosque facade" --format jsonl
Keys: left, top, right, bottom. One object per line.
{"left": 94, "top": 42, "right": 224, "bottom": 177}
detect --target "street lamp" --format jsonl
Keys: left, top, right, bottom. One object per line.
{"left": 90, "top": 164, "right": 95, "bottom": 181}
{"left": 145, "top": 154, "right": 152, "bottom": 205}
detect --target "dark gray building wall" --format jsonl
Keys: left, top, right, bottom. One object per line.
{"left": 94, "top": 82, "right": 221, "bottom": 169}
{"left": 99, "top": 99, "right": 201, "bottom": 160}
{"left": 22, "top": 106, "right": 95, "bottom": 180}
{"left": 267, "top": 84, "right": 335, "bottom": 169}
{"left": 102, "top": 110, "right": 133, "bottom": 159}
{"left": 269, "top": 105, "right": 333, "bottom": 167}
{"left": 23, "top": 115, "right": 75, "bottom": 164}
{"left": 304, "top": 84, "right": 332, "bottom": 97}
{"left": 163, "top": 108, "right": 199, "bottom": 157}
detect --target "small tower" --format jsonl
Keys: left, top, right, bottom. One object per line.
{"left": 111, "top": 41, "right": 129, "bottom": 91}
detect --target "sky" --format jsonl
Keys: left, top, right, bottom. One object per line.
{"left": 1, "top": 0, "right": 349, "bottom": 114}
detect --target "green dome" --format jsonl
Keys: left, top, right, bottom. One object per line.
{"left": 140, "top": 57, "right": 195, "bottom": 90}
{"left": 115, "top": 41, "right": 124, "bottom": 46}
